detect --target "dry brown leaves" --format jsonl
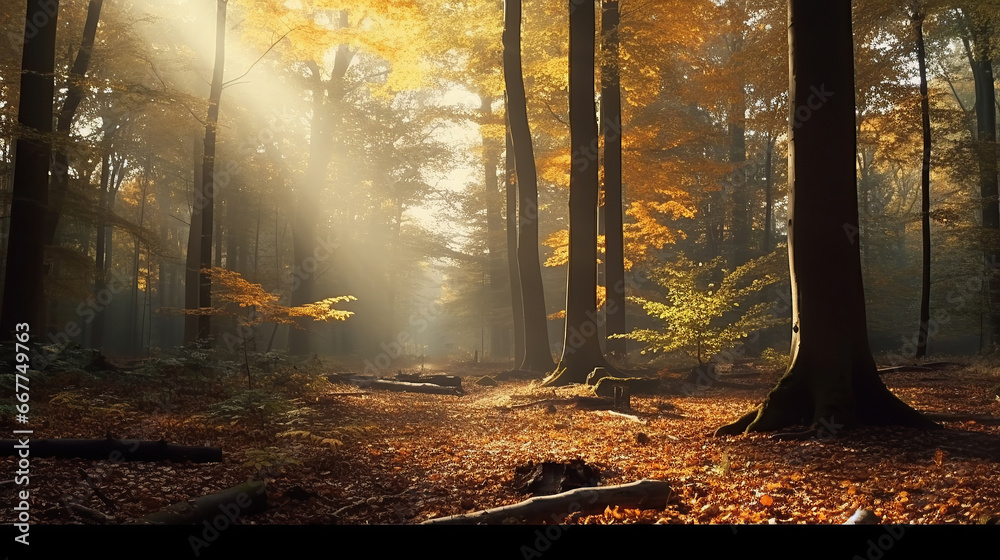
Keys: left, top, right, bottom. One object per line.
{"left": 2, "top": 364, "right": 998, "bottom": 525}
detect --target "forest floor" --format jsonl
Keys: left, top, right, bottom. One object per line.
{"left": 2, "top": 354, "right": 1000, "bottom": 526}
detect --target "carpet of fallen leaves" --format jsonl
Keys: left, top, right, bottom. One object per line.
{"left": 2, "top": 360, "right": 999, "bottom": 526}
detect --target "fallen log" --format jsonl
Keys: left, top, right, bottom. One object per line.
{"left": 594, "top": 410, "right": 646, "bottom": 424}
{"left": 925, "top": 412, "right": 1000, "bottom": 425}
{"left": 395, "top": 373, "right": 463, "bottom": 388}
{"left": 0, "top": 438, "right": 222, "bottom": 463}
{"left": 420, "top": 479, "right": 672, "bottom": 525}
{"left": 877, "top": 361, "right": 964, "bottom": 375}
{"left": 506, "top": 396, "right": 616, "bottom": 411}
{"left": 66, "top": 502, "right": 116, "bottom": 523}
{"left": 368, "top": 379, "right": 463, "bottom": 396}
{"left": 134, "top": 480, "right": 268, "bottom": 524}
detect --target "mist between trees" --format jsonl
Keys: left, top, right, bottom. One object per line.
{"left": 0, "top": 0, "right": 997, "bottom": 372}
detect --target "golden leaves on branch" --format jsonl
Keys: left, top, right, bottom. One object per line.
{"left": 180, "top": 267, "right": 356, "bottom": 328}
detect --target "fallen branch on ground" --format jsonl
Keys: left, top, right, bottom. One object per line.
{"left": 421, "top": 479, "right": 672, "bottom": 525}
{"left": 134, "top": 481, "right": 267, "bottom": 524}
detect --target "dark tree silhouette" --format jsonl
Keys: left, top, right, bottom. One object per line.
{"left": 913, "top": 6, "right": 932, "bottom": 359}
{"left": 960, "top": 7, "right": 1000, "bottom": 347}
{"left": 46, "top": 0, "right": 103, "bottom": 246}
{"left": 197, "top": 0, "right": 228, "bottom": 344}
{"left": 1, "top": 0, "right": 60, "bottom": 336}
{"left": 716, "top": 0, "right": 938, "bottom": 435}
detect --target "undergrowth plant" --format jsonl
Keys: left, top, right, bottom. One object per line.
{"left": 186, "top": 267, "right": 356, "bottom": 391}
{"left": 620, "top": 249, "right": 788, "bottom": 365}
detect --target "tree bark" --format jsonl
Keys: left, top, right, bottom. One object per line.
{"left": 45, "top": 0, "right": 103, "bottom": 246}
{"left": 601, "top": 0, "right": 626, "bottom": 359}
{"left": 184, "top": 138, "right": 203, "bottom": 345}
{"left": 543, "top": 0, "right": 609, "bottom": 386}
{"left": 715, "top": 0, "right": 937, "bottom": 435}
{"left": 197, "top": 0, "right": 228, "bottom": 345}
{"left": 762, "top": 135, "right": 775, "bottom": 252}
{"left": 505, "top": 109, "right": 526, "bottom": 366}
{"left": 914, "top": 9, "right": 932, "bottom": 359}
{"left": 1, "top": 0, "right": 59, "bottom": 337}
{"left": 963, "top": 18, "right": 1000, "bottom": 348}
{"left": 481, "top": 95, "right": 510, "bottom": 359}
{"left": 503, "top": 0, "right": 555, "bottom": 372}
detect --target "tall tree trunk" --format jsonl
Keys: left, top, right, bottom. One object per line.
{"left": 92, "top": 149, "right": 111, "bottom": 348}
{"left": 963, "top": 18, "right": 1000, "bottom": 348}
{"left": 289, "top": 12, "right": 351, "bottom": 355}
{"left": 716, "top": 0, "right": 937, "bottom": 435}
{"left": 601, "top": 0, "right": 626, "bottom": 359}
{"left": 481, "top": 95, "right": 510, "bottom": 359}
{"left": 505, "top": 112, "right": 526, "bottom": 366}
{"left": 727, "top": 2, "right": 750, "bottom": 266}
{"left": 197, "top": 0, "right": 227, "bottom": 345}
{"left": 93, "top": 145, "right": 123, "bottom": 349}
{"left": 46, "top": 0, "right": 102, "bottom": 246}
{"left": 914, "top": 9, "right": 932, "bottom": 359}
{"left": 503, "top": 0, "right": 554, "bottom": 371}
{"left": 1, "top": 0, "right": 59, "bottom": 337}
{"left": 544, "top": 0, "right": 609, "bottom": 386}
{"left": 184, "top": 139, "right": 203, "bottom": 345}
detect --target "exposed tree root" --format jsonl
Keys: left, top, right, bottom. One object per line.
{"left": 715, "top": 364, "right": 940, "bottom": 436}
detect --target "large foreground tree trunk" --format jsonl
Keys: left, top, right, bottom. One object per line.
{"left": 962, "top": 13, "right": 1000, "bottom": 348}
{"left": 503, "top": 0, "right": 554, "bottom": 372}
{"left": 716, "top": 0, "right": 937, "bottom": 435}
{"left": 1, "top": 0, "right": 59, "bottom": 337}
{"left": 543, "top": 0, "right": 610, "bottom": 386}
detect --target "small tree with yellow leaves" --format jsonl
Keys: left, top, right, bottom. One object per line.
{"left": 619, "top": 250, "right": 787, "bottom": 366}
{"left": 190, "top": 267, "right": 356, "bottom": 389}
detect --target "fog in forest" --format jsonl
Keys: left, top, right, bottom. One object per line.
{"left": 0, "top": 0, "right": 994, "bottom": 371}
